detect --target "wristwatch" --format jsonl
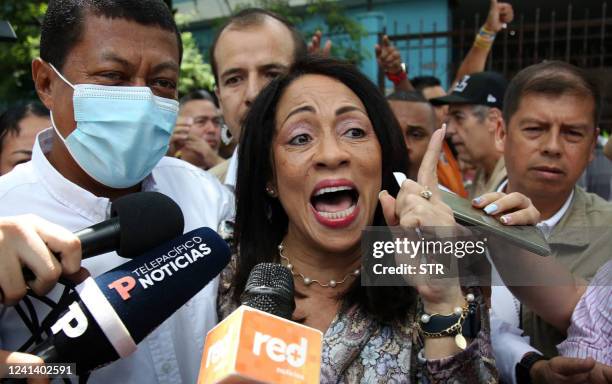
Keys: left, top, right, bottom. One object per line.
{"left": 516, "top": 352, "right": 547, "bottom": 383}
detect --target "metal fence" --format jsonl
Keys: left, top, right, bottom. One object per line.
{"left": 379, "top": 2, "right": 612, "bottom": 132}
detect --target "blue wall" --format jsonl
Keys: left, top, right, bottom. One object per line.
{"left": 353, "top": 0, "right": 450, "bottom": 89}
{"left": 186, "top": 0, "right": 450, "bottom": 89}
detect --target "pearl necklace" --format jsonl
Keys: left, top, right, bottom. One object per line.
{"left": 278, "top": 243, "right": 361, "bottom": 288}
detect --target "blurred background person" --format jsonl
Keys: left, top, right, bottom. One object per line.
{"left": 208, "top": 9, "right": 307, "bottom": 185}
{"left": 481, "top": 60, "right": 612, "bottom": 384}
{"left": 386, "top": 90, "right": 436, "bottom": 181}
{"left": 375, "top": 0, "right": 512, "bottom": 198}
{"left": 577, "top": 134, "right": 612, "bottom": 201}
{"left": 0, "top": 102, "right": 50, "bottom": 175}
{"left": 411, "top": 76, "right": 448, "bottom": 128}
{"left": 605, "top": 136, "right": 612, "bottom": 161}
{"left": 431, "top": 72, "right": 507, "bottom": 198}
{"left": 168, "top": 89, "right": 224, "bottom": 170}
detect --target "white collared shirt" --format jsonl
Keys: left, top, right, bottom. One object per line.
{"left": 0, "top": 128, "right": 234, "bottom": 384}
{"left": 491, "top": 179, "right": 574, "bottom": 384}
{"left": 496, "top": 179, "right": 574, "bottom": 237}
{"left": 223, "top": 147, "right": 239, "bottom": 190}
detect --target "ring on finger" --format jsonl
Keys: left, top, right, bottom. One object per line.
{"left": 419, "top": 186, "right": 433, "bottom": 200}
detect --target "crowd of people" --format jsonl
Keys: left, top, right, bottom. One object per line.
{"left": 0, "top": 0, "right": 610, "bottom": 383}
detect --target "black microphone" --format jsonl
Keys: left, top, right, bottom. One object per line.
{"left": 23, "top": 191, "right": 184, "bottom": 280}
{"left": 241, "top": 263, "right": 295, "bottom": 319}
{"left": 27, "top": 227, "right": 231, "bottom": 374}
{"left": 72, "top": 191, "right": 185, "bottom": 258}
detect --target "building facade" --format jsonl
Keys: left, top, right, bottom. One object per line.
{"left": 174, "top": 0, "right": 450, "bottom": 87}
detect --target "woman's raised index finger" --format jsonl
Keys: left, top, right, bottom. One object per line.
{"left": 417, "top": 126, "right": 445, "bottom": 192}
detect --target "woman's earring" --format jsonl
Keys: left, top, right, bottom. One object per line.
{"left": 221, "top": 123, "right": 233, "bottom": 146}
{"left": 266, "top": 185, "right": 277, "bottom": 197}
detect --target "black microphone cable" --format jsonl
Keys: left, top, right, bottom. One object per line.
{"left": 11, "top": 280, "right": 76, "bottom": 384}
{"left": 8, "top": 191, "right": 184, "bottom": 383}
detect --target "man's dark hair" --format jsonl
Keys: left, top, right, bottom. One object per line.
{"left": 0, "top": 102, "right": 49, "bottom": 154}
{"left": 180, "top": 89, "right": 218, "bottom": 107}
{"left": 503, "top": 61, "right": 601, "bottom": 128}
{"left": 410, "top": 76, "right": 442, "bottom": 91}
{"left": 234, "top": 56, "right": 414, "bottom": 323}
{"left": 387, "top": 90, "right": 437, "bottom": 131}
{"left": 387, "top": 90, "right": 428, "bottom": 103}
{"left": 209, "top": 8, "right": 307, "bottom": 84}
{"left": 40, "top": 0, "right": 182, "bottom": 71}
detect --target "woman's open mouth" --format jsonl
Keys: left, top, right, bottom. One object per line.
{"left": 310, "top": 180, "right": 360, "bottom": 228}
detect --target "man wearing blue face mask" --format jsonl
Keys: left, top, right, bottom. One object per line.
{"left": 0, "top": 1, "right": 234, "bottom": 383}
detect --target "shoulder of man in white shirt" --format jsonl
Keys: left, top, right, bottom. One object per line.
{"left": 0, "top": 155, "right": 235, "bottom": 231}
{"left": 0, "top": 161, "right": 37, "bottom": 196}
{"left": 149, "top": 156, "right": 235, "bottom": 226}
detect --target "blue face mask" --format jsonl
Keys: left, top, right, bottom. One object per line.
{"left": 49, "top": 63, "right": 179, "bottom": 189}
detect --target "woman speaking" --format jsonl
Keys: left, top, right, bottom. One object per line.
{"left": 217, "top": 56, "right": 536, "bottom": 382}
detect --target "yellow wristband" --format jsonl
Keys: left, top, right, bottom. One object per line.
{"left": 480, "top": 26, "right": 496, "bottom": 36}
{"left": 474, "top": 35, "right": 493, "bottom": 49}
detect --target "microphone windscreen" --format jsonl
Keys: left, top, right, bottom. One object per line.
{"left": 111, "top": 191, "right": 185, "bottom": 257}
{"left": 241, "top": 263, "right": 295, "bottom": 319}
{"left": 94, "top": 227, "right": 230, "bottom": 343}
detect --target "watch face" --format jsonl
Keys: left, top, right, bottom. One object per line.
{"left": 516, "top": 353, "right": 546, "bottom": 383}
{"left": 516, "top": 363, "right": 531, "bottom": 384}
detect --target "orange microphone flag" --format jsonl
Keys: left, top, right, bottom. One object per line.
{"left": 198, "top": 306, "right": 322, "bottom": 384}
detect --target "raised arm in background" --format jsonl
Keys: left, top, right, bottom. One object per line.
{"left": 453, "top": 0, "right": 514, "bottom": 87}
{"left": 375, "top": 0, "right": 514, "bottom": 92}
{"left": 375, "top": 35, "right": 414, "bottom": 92}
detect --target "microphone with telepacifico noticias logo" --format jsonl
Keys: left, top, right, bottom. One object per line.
{"left": 198, "top": 263, "right": 323, "bottom": 384}
{"left": 27, "top": 226, "right": 231, "bottom": 375}
{"left": 21, "top": 191, "right": 186, "bottom": 282}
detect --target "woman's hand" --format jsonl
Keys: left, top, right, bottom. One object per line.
{"left": 379, "top": 128, "right": 464, "bottom": 312}
{"left": 379, "top": 128, "right": 454, "bottom": 228}
{"left": 472, "top": 191, "right": 540, "bottom": 225}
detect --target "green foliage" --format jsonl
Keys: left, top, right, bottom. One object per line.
{"left": 179, "top": 30, "right": 215, "bottom": 95}
{"left": 177, "top": 13, "right": 215, "bottom": 95}
{"left": 0, "top": 3, "right": 214, "bottom": 104}
{"left": 226, "top": 0, "right": 368, "bottom": 65}
{"left": 0, "top": 1, "right": 47, "bottom": 105}
{"left": 305, "top": 0, "right": 368, "bottom": 64}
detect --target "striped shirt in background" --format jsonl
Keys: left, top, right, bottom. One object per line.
{"left": 557, "top": 260, "right": 612, "bottom": 365}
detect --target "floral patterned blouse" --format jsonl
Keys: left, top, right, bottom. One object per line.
{"left": 217, "top": 256, "right": 498, "bottom": 383}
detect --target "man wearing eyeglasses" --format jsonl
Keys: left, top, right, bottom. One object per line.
{"left": 169, "top": 89, "right": 224, "bottom": 170}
